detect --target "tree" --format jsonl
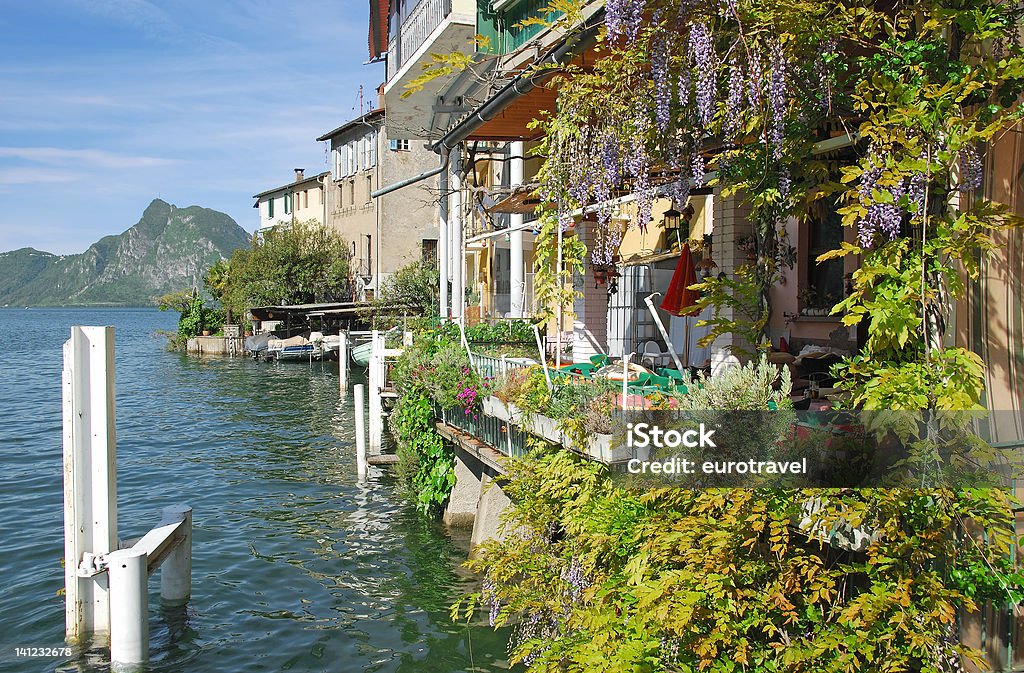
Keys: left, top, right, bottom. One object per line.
{"left": 204, "top": 258, "right": 233, "bottom": 324}
{"left": 376, "top": 260, "right": 440, "bottom": 317}
{"left": 217, "top": 220, "right": 351, "bottom": 319}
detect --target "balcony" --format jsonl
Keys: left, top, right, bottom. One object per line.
{"left": 382, "top": 0, "right": 476, "bottom": 140}
{"left": 478, "top": 0, "right": 561, "bottom": 56}
{"left": 387, "top": 0, "right": 452, "bottom": 77}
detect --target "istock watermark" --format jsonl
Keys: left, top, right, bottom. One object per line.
{"left": 609, "top": 411, "right": 1022, "bottom": 488}
{"left": 626, "top": 422, "right": 717, "bottom": 449}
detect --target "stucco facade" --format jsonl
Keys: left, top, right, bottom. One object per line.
{"left": 317, "top": 108, "right": 439, "bottom": 296}
{"left": 252, "top": 169, "right": 328, "bottom": 233}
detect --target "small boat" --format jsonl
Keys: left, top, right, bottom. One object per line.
{"left": 274, "top": 343, "right": 324, "bottom": 361}
{"left": 350, "top": 340, "right": 373, "bottom": 367}
{"left": 267, "top": 333, "right": 325, "bottom": 362}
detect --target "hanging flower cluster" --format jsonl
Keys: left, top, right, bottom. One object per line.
{"left": 958, "top": 144, "right": 983, "bottom": 192}
{"left": 536, "top": 0, "right": 828, "bottom": 267}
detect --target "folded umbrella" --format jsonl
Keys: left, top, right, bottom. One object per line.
{"left": 660, "top": 243, "right": 700, "bottom": 317}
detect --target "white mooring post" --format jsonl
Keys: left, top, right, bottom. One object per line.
{"left": 354, "top": 383, "right": 367, "bottom": 480}
{"left": 159, "top": 505, "right": 192, "bottom": 604}
{"left": 338, "top": 331, "right": 349, "bottom": 399}
{"left": 368, "top": 330, "right": 385, "bottom": 454}
{"left": 107, "top": 547, "right": 148, "bottom": 670}
{"left": 63, "top": 326, "right": 193, "bottom": 669}
{"left": 63, "top": 326, "right": 118, "bottom": 643}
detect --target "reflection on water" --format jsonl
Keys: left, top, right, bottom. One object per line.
{"left": 0, "top": 308, "right": 509, "bottom": 673}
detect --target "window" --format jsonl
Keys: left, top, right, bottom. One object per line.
{"left": 802, "top": 198, "right": 845, "bottom": 311}
{"left": 366, "top": 175, "right": 373, "bottom": 203}
{"left": 267, "top": 198, "right": 274, "bottom": 218}
{"left": 422, "top": 239, "right": 438, "bottom": 262}
{"left": 348, "top": 180, "right": 355, "bottom": 206}
{"left": 389, "top": 138, "right": 410, "bottom": 152}
{"left": 368, "top": 131, "right": 377, "bottom": 167}
{"left": 284, "top": 193, "right": 291, "bottom": 214}
{"left": 340, "top": 145, "right": 351, "bottom": 177}
{"left": 332, "top": 148, "right": 342, "bottom": 180}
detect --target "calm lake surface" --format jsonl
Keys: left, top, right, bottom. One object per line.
{"left": 0, "top": 308, "right": 509, "bottom": 673}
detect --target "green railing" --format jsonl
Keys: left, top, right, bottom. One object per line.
{"left": 437, "top": 405, "right": 531, "bottom": 458}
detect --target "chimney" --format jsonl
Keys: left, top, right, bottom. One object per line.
{"left": 294, "top": 168, "right": 305, "bottom": 182}
{"left": 377, "top": 83, "right": 385, "bottom": 110}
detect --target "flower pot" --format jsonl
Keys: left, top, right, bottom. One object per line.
{"left": 201, "top": 330, "right": 211, "bottom": 336}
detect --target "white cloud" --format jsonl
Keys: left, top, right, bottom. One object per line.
{"left": 0, "top": 168, "right": 80, "bottom": 185}
{"left": 0, "top": 147, "right": 178, "bottom": 169}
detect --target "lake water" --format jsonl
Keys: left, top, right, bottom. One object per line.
{"left": 0, "top": 308, "right": 509, "bottom": 673}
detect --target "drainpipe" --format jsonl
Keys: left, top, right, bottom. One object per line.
{"left": 370, "top": 151, "right": 449, "bottom": 198}
{"left": 450, "top": 146, "right": 464, "bottom": 319}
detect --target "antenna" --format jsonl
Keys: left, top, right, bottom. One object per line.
{"left": 359, "top": 85, "right": 364, "bottom": 115}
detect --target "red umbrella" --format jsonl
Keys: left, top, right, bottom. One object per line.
{"left": 660, "top": 243, "right": 700, "bottom": 317}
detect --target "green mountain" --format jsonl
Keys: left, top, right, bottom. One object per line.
{"left": 0, "top": 199, "right": 251, "bottom": 306}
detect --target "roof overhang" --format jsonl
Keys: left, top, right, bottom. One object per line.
{"left": 486, "top": 185, "right": 548, "bottom": 214}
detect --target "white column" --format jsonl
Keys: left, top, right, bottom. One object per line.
{"left": 368, "top": 330, "right": 385, "bottom": 453}
{"left": 108, "top": 547, "right": 148, "bottom": 670}
{"left": 509, "top": 141, "right": 525, "bottom": 318}
{"left": 338, "top": 331, "right": 349, "bottom": 398}
{"left": 63, "top": 326, "right": 118, "bottom": 643}
{"left": 159, "top": 505, "right": 192, "bottom": 605}
{"left": 449, "top": 147, "right": 464, "bottom": 319}
{"left": 354, "top": 383, "right": 367, "bottom": 480}
{"left": 439, "top": 166, "right": 450, "bottom": 318}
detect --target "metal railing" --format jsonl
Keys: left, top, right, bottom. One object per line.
{"left": 438, "top": 405, "right": 530, "bottom": 458}
{"left": 387, "top": 0, "right": 453, "bottom": 78}
{"left": 469, "top": 351, "right": 535, "bottom": 379}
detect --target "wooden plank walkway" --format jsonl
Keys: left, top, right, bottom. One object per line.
{"left": 367, "top": 453, "right": 400, "bottom": 465}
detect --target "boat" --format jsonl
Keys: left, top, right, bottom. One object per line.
{"left": 350, "top": 340, "right": 373, "bottom": 367}
{"left": 267, "top": 333, "right": 325, "bottom": 362}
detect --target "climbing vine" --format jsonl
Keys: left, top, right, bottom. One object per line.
{"left": 525, "top": 0, "right": 1024, "bottom": 409}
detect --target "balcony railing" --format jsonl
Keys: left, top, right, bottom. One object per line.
{"left": 387, "top": 0, "right": 453, "bottom": 79}
{"left": 478, "top": 0, "right": 559, "bottom": 56}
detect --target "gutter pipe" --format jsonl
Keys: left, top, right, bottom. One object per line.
{"left": 370, "top": 150, "right": 449, "bottom": 199}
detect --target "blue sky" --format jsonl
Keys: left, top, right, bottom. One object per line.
{"left": 0, "top": 0, "right": 382, "bottom": 254}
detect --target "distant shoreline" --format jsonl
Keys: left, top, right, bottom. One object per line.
{"left": 0, "top": 304, "right": 159, "bottom": 309}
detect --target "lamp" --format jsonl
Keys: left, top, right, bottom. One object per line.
{"left": 662, "top": 205, "right": 682, "bottom": 231}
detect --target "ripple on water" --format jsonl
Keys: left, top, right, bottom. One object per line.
{"left": 1, "top": 309, "right": 511, "bottom": 673}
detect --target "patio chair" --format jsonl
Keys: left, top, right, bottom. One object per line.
{"left": 640, "top": 341, "right": 667, "bottom": 369}
{"left": 561, "top": 362, "right": 596, "bottom": 378}
{"left": 590, "top": 354, "right": 610, "bottom": 368}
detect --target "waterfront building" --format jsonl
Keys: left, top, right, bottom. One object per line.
{"left": 316, "top": 102, "right": 440, "bottom": 300}
{"left": 252, "top": 169, "right": 329, "bottom": 235}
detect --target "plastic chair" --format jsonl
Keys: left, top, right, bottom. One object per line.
{"left": 561, "top": 362, "right": 596, "bottom": 377}
{"left": 657, "top": 368, "right": 689, "bottom": 392}
{"left": 590, "top": 354, "right": 609, "bottom": 368}
{"left": 640, "top": 342, "right": 666, "bottom": 369}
